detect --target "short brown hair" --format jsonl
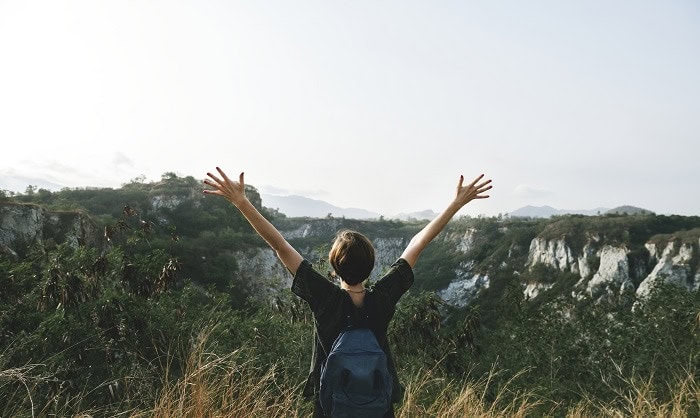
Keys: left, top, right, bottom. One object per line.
{"left": 328, "top": 230, "right": 375, "bottom": 285}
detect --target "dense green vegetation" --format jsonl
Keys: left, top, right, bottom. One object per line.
{"left": 1, "top": 176, "right": 699, "bottom": 416}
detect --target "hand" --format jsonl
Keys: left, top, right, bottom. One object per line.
{"left": 203, "top": 167, "right": 247, "bottom": 206}
{"left": 454, "top": 174, "right": 492, "bottom": 207}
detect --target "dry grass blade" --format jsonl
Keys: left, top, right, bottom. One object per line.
{"left": 142, "top": 325, "right": 304, "bottom": 418}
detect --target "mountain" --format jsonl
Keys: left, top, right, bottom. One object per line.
{"left": 262, "top": 194, "right": 438, "bottom": 221}
{"left": 6, "top": 192, "right": 697, "bottom": 309}
{"left": 508, "top": 205, "right": 561, "bottom": 218}
{"left": 0, "top": 175, "right": 64, "bottom": 193}
{"left": 4, "top": 176, "right": 690, "bottom": 309}
{"left": 261, "top": 194, "right": 381, "bottom": 219}
{"left": 3, "top": 176, "right": 698, "bottom": 416}
{"left": 392, "top": 209, "right": 438, "bottom": 221}
{"left": 509, "top": 205, "right": 612, "bottom": 218}
{"left": 605, "top": 205, "right": 655, "bottom": 215}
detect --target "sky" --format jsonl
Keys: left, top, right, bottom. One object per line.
{"left": 1, "top": 1, "right": 698, "bottom": 217}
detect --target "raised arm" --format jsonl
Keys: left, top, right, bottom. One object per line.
{"left": 203, "top": 167, "right": 303, "bottom": 275}
{"left": 400, "top": 174, "right": 492, "bottom": 268}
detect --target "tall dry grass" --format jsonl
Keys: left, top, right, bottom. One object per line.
{"left": 3, "top": 327, "right": 697, "bottom": 417}
{"left": 397, "top": 366, "right": 541, "bottom": 418}
{"left": 0, "top": 362, "right": 107, "bottom": 418}
{"left": 135, "top": 327, "right": 306, "bottom": 418}
{"left": 141, "top": 329, "right": 699, "bottom": 418}
{"left": 565, "top": 367, "right": 699, "bottom": 418}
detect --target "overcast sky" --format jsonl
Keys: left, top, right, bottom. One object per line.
{"left": 1, "top": 1, "right": 698, "bottom": 217}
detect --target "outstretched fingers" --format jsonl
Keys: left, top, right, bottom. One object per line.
{"left": 203, "top": 167, "right": 248, "bottom": 205}
{"left": 204, "top": 172, "right": 222, "bottom": 186}
{"left": 476, "top": 179, "right": 492, "bottom": 192}
{"left": 203, "top": 167, "right": 228, "bottom": 194}
{"left": 203, "top": 171, "right": 225, "bottom": 194}
{"left": 474, "top": 179, "right": 492, "bottom": 199}
{"left": 214, "top": 167, "right": 236, "bottom": 186}
{"left": 461, "top": 174, "right": 492, "bottom": 200}
{"left": 466, "top": 174, "right": 485, "bottom": 189}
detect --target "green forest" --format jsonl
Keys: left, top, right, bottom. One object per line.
{"left": 1, "top": 174, "right": 698, "bottom": 417}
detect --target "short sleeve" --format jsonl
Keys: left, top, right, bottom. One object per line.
{"left": 372, "top": 258, "right": 414, "bottom": 306}
{"left": 291, "top": 259, "right": 338, "bottom": 311}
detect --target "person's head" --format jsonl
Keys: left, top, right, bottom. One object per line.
{"left": 328, "top": 230, "right": 375, "bottom": 286}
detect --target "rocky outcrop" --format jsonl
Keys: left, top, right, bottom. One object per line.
{"left": 151, "top": 195, "right": 190, "bottom": 211}
{"left": 527, "top": 237, "right": 578, "bottom": 274}
{"left": 5, "top": 193, "right": 698, "bottom": 310}
{"left": 232, "top": 247, "right": 292, "bottom": 299}
{"left": 0, "top": 203, "right": 101, "bottom": 254}
{"left": 232, "top": 220, "right": 411, "bottom": 300}
{"left": 438, "top": 273, "right": 489, "bottom": 308}
{"left": 583, "top": 246, "right": 634, "bottom": 301}
{"left": 525, "top": 233, "right": 698, "bottom": 304}
{"left": 280, "top": 219, "right": 410, "bottom": 276}
{"left": 446, "top": 228, "right": 477, "bottom": 254}
{"left": 637, "top": 239, "right": 700, "bottom": 296}
{"left": 281, "top": 219, "right": 345, "bottom": 240}
{"left": 524, "top": 282, "right": 553, "bottom": 300}
{"left": 435, "top": 228, "right": 490, "bottom": 307}
{"left": 372, "top": 237, "right": 407, "bottom": 274}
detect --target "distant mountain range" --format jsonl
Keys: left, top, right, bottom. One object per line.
{"left": 262, "top": 195, "right": 653, "bottom": 220}
{"left": 261, "top": 194, "right": 438, "bottom": 220}
{"left": 508, "top": 205, "right": 654, "bottom": 218}
{"left": 261, "top": 194, "right": 382, "bottom": 219}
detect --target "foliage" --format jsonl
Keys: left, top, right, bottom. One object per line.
{"left": 412, "top": 240, "right": 465, "bottom": 291}
{"left": 539, "top": 213, "right": 700, "bottom": 256}
{"left": 470, "top": 281, "right": 700, "bottom": 413}
{"left": 2, "top": 174, "right": 700, "bottom": 416}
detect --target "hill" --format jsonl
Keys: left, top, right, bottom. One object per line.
{"left": 1, "top": 173, "right": 699, "bottom": 416}
{"left": 605, "top": 205, "right": 655, "bottom": 215}
{"left": 508, "top": 205, "right": 656, "bottom": 218}
{"left": 261, "top": 193, "right": 381, "bottom": 219}
{"left": 261, "top": 193, "right": 438, "bottom": 220}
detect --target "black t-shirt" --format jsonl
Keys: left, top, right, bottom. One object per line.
{"left": 291, "top": 258, "right": 414, "bottom": 400}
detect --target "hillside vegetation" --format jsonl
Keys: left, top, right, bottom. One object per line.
{"left": 1, "top": 175, "right": 698, "bottom": 417}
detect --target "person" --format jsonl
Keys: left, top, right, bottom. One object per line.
{"left": 203, "top": 167, "right": 492, "bottom": 417}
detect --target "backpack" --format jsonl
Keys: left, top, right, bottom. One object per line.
{"left": 319, "top": 310, "right": 393, "bottom": 417}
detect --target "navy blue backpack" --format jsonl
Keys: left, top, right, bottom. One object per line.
{"left": 319, "top": 312, "right": 392, "bottom": 417}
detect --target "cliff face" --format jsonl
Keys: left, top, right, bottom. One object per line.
{"left": 0, "top": 203, "right": 101, "bottom": 258}
{"left": 230, "top": 219, "right": 411, "bottom": 298}
{"left": 232, "top": 247, "right": 292, "bottom": 299}
{"left": 415, "top": 218, "right": 700, "bottom": 307}
{"left": 228, "top": 219, "right": 700, "bottom": 306}
{"left": 523, "top": 233, "right": 699, "bottom": 303}
{"left": 4, "top": 189, "right": 698, "bottom": 309}
{"left": 637, "top": 239, "right": 700, "bottom": 296}
{"left": 437, "top": 228, "right": 489, "bottom": 307}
